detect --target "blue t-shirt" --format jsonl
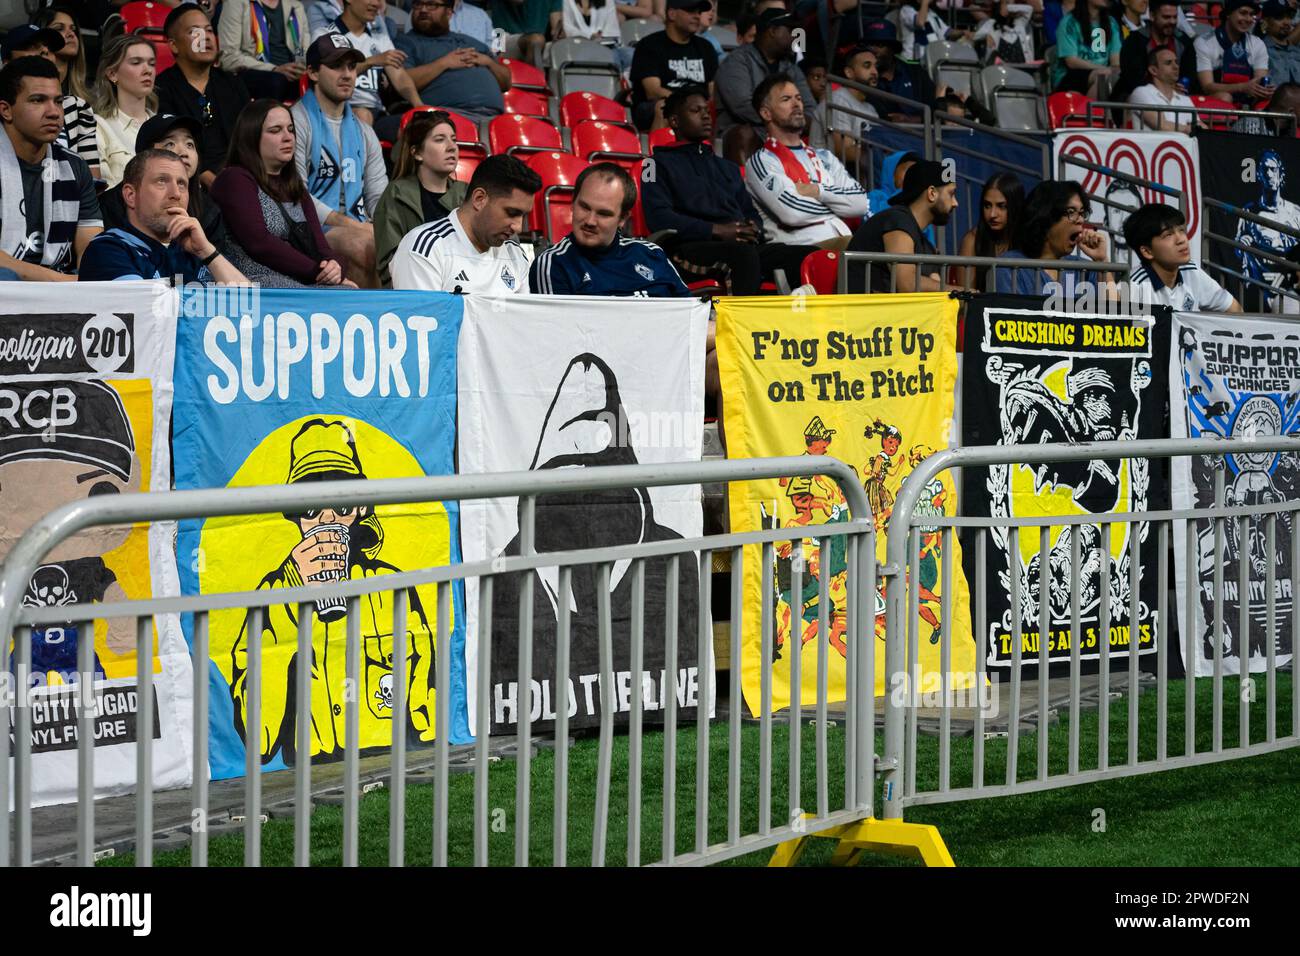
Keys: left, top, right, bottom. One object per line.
{"left": 994, "top": 249, "right": 1096, "bottom": 296}
{"left": 530, "top": 234, "right": 690, "bottom": 297}
{"left": 78, "top": 223, "right": 211, "bottom": 283}
{"left": 394, "top": 29, "right": 504, "bottom": 115}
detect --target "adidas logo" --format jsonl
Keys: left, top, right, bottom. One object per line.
{"left": 453, "top": 270, "right": 470, "bottom": 282}
{"left": 582, "top": 272, "right": 592, "bottom": 283}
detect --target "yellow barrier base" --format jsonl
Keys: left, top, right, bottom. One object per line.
{"left": 768, "top": 817, "right": 955, "bottom": 867}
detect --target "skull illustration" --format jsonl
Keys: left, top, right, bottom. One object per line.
{"left": 23, "top": 565, "right": 77, "bottom": 608}
{"left": 374, "top": 673, "right": 393, "bottom": 711}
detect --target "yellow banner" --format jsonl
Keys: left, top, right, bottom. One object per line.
{"left": 716, "top": 293, "right": 977, "bottom": 715}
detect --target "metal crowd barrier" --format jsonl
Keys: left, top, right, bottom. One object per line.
{"left": 0, "top": 457, "right": 876, "bottom": 867}
{"left": 880, "top": 438, "right": 1300, "bottom": 820}
{"left": 838, "top": 251, "right": 1129, "bottom": 294}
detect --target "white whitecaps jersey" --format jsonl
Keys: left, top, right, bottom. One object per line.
{"left": 390, "top": 211, "right": 531, "bottom": 295}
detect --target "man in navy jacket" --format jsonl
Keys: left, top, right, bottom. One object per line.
{"left": 530, "top": 163, "right": 690, "bottom": 298}
{"left": 641, "top": 85, "right": 817, "bottom": 295}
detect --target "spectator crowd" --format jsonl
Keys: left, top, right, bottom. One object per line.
{"left": 0, "top": 0, "right": 1277, "bottom": 320}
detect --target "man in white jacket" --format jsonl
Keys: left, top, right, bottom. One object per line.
{"left": 743, "top": 73, "right": 870, "bottom": 250}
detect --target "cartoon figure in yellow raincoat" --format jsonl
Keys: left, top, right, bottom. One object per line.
{"left": 780, "top": 415, "right": 852, "bottom": 512}
{"left": 774, "top": 476, "right": 850, "bottom": 659}
{"left": 231, "top": 419, "right": 435, "bottom": 765}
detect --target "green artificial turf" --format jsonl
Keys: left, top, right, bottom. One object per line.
{"left": 104, "top": 673, "right": 1298, "bottom": 867}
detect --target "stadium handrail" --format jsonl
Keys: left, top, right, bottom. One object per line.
{"left": 837, "top": 251, "right": 1128, "bottom": 293}
{"left": 1083, "top": 100, "right": 1300, "bottom": 135}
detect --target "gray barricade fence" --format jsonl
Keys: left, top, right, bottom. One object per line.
{"left": 838, "top": 251, "right": 1129, "bottom": 295}
{"left": 0, "top": 457, "right": 881, "bottom": 868}
{"left": 878, "top": 437, "right": 1300, "bottom": 824}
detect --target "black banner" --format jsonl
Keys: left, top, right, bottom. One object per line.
{"left": 1197, "top": 130, "right": 1300, "bottom": 313}
{"left": 961, "top": 294, "right": 1172, "bottom": 669}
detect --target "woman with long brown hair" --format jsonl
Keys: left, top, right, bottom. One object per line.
{"left": 211, "top": 99, "right": 350, "bottom": 287}
{"left": 92, "top": 34, "right": 159, "bottom": 188}
{"left": 372, "top": 109, "right": 467, "bottom": 286}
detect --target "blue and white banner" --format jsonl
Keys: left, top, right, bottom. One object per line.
{"left": 1171, "top": 310, "right": 1299, "bottom": 676}
{"left": 172, "top": 287, "right": 467, "bottom": 779}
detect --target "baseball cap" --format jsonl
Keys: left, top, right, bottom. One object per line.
{"left": 890, "top": 159, "right": 949, "bottom": 206}
{"left": 1261, "top": 0, "right": 1289, "bottom": 16}
{"left": 306, "top": 33, "right": 367, "bottom": 69}
{"left": 2, "top": 24, "right": 65, "bottom": 61}
{"left": 666, "top": 0, "right": 713, "bottom": 12}
{"left": 1223, "top": 0, "right": 1261, "bottom": 12}
{"left": 755, "top": 7, "right": 797, "bottom": 31}
{"left": 136, "top": 113, "right": 204, "bottom": 153}
{"left": 861, "top": 19, "right": 902, "bottom": 52}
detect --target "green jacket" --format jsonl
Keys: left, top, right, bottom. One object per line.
{"left": 374, "top": 175, "right": 469, "bottom": 287}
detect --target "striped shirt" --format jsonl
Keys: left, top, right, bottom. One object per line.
{"left": 57, "top": 95, "right": 100, "bottom": 170}
{"left": 1130, "top": 262, "right": 1234, "bottom": 313}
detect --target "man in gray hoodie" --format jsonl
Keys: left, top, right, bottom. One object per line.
{"left": 714, "top": 7, "right": 816, "bottom": 164}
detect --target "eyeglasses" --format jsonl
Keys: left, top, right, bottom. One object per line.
{"left": 412, "top": 0, "right": 455, "bottom": 8}
{"left": 1062, "top": 206, "right": 1088, "bottom": 222}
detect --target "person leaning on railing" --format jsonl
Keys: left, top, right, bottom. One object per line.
{"left": 846, "top": 159, "right": 956, "bottom": 293}
{"left": 1124, "top": 202, "right": 1241, "bottom": 313}
{"left": 994, "top": 179, "right": 1116, "bottom": 297}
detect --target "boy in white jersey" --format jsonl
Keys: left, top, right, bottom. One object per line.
{"left": 391, "top": 153, "right": 540, "bottom": 294}
{"left": 1125, "top": 203, "right": 1242, "bottom": 314}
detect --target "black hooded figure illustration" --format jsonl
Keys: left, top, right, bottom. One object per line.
{"left": 489, "top": 354, "right": 701, "bottom": 734}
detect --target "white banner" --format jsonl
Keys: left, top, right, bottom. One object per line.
{"left": 1052, "top": 129, "right": 1202, "bottom": 267}
{"left": 1170, "top": 310, "right": 1298, "bottom": 677}
{"left": 2, "top": 281, "right": 190, "bottom": 808}
{"left": 457, "top": 295, "right": 711, "bottom": 737}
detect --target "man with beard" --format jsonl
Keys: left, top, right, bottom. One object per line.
{"left": 1, "top": 381, "right": 140, "bottom": 684}
{"left": 488, "top": 354, "right": 700, "bottom": 735}
{"left": 231, "top": 419, "right": 435, "bottom": 765}
{"left": 847, "top": 159, "right": 956, "bottom": 293}
{"left": 395, "top": 0, "right": 511, "bottom": 123}
{"left": 743, "top": 74, "right": 869, "bottom": 251}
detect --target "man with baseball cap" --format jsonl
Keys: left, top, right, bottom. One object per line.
{"left": 78, "top": 147, "right": 247, "bottom": 283}
{"left": 1196, "top": 0, "right": 1271, "bottom": 103}
{"left": 291, "top": 34, "right": 389, "bottom": 287}
{"left": 847, "top": 158, "right": 956, "bottom": 293}
{"left": 312, "top": 0, "right": 425, "bottom": 138}
{"left": 861, "top": 19, "right": 924, "bottom": 118}
{"left": 629, "top": 0, "right": 720, "bottom": 131}
{"left": 714, "top": 6, "right": 816, "bottom": 164}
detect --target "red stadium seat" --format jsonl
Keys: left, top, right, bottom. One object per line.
{"left": 525, "top": 150, "right": 589, "bottom": 240}
{"left": 1047, "top": 91, "right": 1105, "bottom": 128}
{"left": 647, "top": 127, "right": 678, "bottom": 150}
{"left": 120, "top": 1, "right": 170, "bottom": 33}
{"left": 489, "top": 114, "right": 563, "bottom": 158}
{"left": 571, "top": 120, "right": 644, "bottom": 171}
{"left": 500, "top": 57, "right": 549, "bottom": 93}
{"left": 400, "top": 106, "right": 487, "bottom": 158}
{"left": 1191, "top": 94, "right": 1237, "bottom": 129}
{"left": 503, "top": 87, "right": 551, "bottom": 118}
{"left": 456, "top": 154, "right": 483, "bottom": 182}
{"left": 145, "top": 36, "right": 175, "bottom": 73}
{"left": 559, "top": 91, "right": 632, "bottom": 130}
{"left": 800, "top": 249, "right": 840, "bottom": 295}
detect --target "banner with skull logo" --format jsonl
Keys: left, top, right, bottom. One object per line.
{"left": 1170, "top": 310, "right": 1298, "bottom": 677}
{"left": 1, "top": 281, "right": 189, "bottom": 808}
{"left": 962, "top": 295, "right": 1172, "bottom": 670}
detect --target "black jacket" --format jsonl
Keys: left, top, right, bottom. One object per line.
{"left": 641, "top": 141, "right": 763, "bottom": 243}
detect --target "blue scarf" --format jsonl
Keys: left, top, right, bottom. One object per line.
{"left": 301, "top": 88, "right": 368, "bottom": 222}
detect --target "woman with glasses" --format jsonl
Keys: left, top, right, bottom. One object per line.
{"left": 372, "top": 109, "right": 468, "bottom": 286}
{"left": 92, "top": 35, "right": 158, "bottom": 188}
{"left": 994, "top": 179, "right": 1115, "bottom": 297}
{"left": 211, "top": 99, "right": 353, "bottom": 287}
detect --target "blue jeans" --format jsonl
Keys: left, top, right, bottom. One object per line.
{"left": 0, "top": 267, "right": 20, "bottom": 281}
